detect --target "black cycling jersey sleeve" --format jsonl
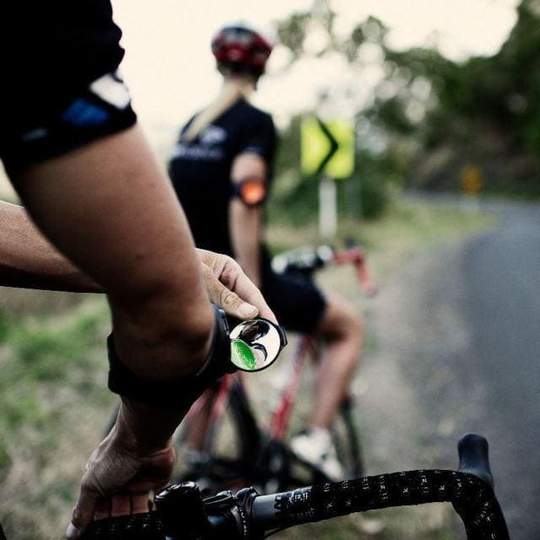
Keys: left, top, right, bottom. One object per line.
{"left": 236, "top": 112, "right": 277, "bottom": 168}
{"left": 2, "top": 1, "right": 125, "bottom": 114}
{"left": 0, "top": 0, "right": 135, "bottom": 171}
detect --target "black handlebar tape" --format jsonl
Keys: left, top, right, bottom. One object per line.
{"left": 458, "top": 433, "right": 494, "bottom": 487}
{"left": 80, "top": 513, "right": 164, "bottom": 540}
{"left": 78, "top": 473, "right": 509, "bottom": 539}
{"left": 252, "top": 470, "right": 510, "bottom": 539}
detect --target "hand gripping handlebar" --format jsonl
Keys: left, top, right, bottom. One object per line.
{"left": 80, "top": 434, "right": 509, "bottom": 540}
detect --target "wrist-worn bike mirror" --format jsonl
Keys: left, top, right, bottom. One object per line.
{"left": 230, "top": 318, "right": 287, "bottom": 372}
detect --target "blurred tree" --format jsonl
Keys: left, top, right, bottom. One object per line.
{"left": 274, "top": 0, "right": 540, "bottom": 199}
{"left": 273, "top": 1, "right": 394, "bottom": 220}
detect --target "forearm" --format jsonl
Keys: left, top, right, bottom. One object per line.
{"left": 0, "top": 201, "right": 100, "bottom": 292}
{"left": 114, "top": 398, "right": 185, "bottom": 453}
{"left": 15, "top": 126, "right": 214, "bottom": 383}
{"left": 229, "top": 201, "right": 262, "bottom": 287}
{"left": 111, "top": 302, "right": 230, "bottom": 452}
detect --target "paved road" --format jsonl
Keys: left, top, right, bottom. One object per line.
{"left": 362, "top": 198, "right": 540, "bottom": 539}
{"left": 463, "top": 202, "right": 540, "bottom": 539}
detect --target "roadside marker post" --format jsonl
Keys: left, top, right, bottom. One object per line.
{"left": 460, "top": 164, "right": 484, "bottom": 212}
{"left": 301, "top": 116, "right": 355, "bottom": 238}
{"left": 319, "top": 176, "right": 337, "bottom": 239}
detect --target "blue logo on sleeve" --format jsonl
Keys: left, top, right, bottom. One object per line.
{"left": 62, "top": 98, "right": 110, "bottom": 126}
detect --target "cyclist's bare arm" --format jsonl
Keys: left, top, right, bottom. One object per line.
{"left": 229, "top": 153, "right": 266, "bottom": 287}
{"left": 8, "top": 125, "right": 270, "bottom": 535}
{"left": 0, "top": 203, "right": 271, "bottom": 321}
{"left": 0, "top": 202, "right": 271, "bottom": 320}
{"left": 14, "top": 125, "right": 214, "bottom": 378}
{"left": 0, "top": 200, "right": 99, "bottom": 291}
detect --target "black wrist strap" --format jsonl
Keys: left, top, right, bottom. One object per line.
{"left": 107, "top": 306, "right": 233, "bottom": 408}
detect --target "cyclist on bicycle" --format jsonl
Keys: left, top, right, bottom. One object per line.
{"left": 0, "top": 4, "right": 276, "bottom": 537}
{"left": 168, "top": 23, "right": 364, "bottom": 480}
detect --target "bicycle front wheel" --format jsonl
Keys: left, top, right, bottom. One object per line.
{"left": 332, "top": 395, "right": 364, "bottom": 479}
{"left": 175, "top": 377, "right": 262, "bottom": 492}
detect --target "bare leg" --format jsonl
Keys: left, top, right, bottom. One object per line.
{"left": 309, "top": 295, "right": 363, "bottom": 428}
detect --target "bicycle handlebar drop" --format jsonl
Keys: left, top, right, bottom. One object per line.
{"left": 253, "top": 434, "right": 508, "bottom": 539}
{"left": 271, "top": 242, "right": 377, "bottom": 296}
{"left": 458, "top": 433, "right": 493, "bottom": 486}
{"left": 80, "top": 434, "right": 509, "bottom": 540}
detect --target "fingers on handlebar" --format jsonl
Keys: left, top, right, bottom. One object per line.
{"left": 66, "top": 488, "right": 97, "bottom": 538}
{"left": 68, "top": 494, "right": 153, "bottom": 539}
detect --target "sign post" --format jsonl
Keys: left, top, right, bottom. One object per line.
{"left": 460, "top": 164, "right": 484, "bottom": 212}
{"left": 301, "top": 117, "right": 355, "bottom": 239}
{"left": 319, "top": 176, "right": 337, "bottom": 238}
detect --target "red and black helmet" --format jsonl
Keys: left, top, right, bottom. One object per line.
{"left": 211, "top": 24, "right": 273, "bottom": 78}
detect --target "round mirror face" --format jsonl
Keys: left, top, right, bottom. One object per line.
{"left": 230, "top": 319, "right": 285, "bottom": 372}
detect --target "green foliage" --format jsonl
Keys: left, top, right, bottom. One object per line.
{"left": 10, "top": 311, "right": 102, "bottom": 381}
{"left": 275, "top": 116, "right": 301, "bottom": 180}
{"left": 277, "top": 12, "right": 311, "bottom": 59}
{"left": 276, "top": 0, "right": 540, "bottom": 198}
{"left": 268, "top": 172, "right": 319, "bottom": 227}
{"left": 358, "top": 174, "right": 390, "bottom": 219}
{"left": 367, "top": 96, "right": 415, "bottom": 136}
{"left": 0, "top": 301, "right": 109, "bottom": 480}
{"left": 372, "top": 0, "right": 540, "bottom": 194}
{"left": 0, "top": 308, "right": 10, "bottom": 343}
{"left": 0, "top": 444, "right": 10, "bottom": 476}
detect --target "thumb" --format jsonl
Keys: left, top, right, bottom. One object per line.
{"left": 205, "top": 268, "right": 258, "bottom": 319}
{"left": 66, "top": 488, "right": 98, "bottom": 539}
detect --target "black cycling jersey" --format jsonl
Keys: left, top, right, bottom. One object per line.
{"left": 169, "top": 98, "right": 276, "bottom": 257}
{"left": 0, "top": 0, "right": 136, "bottom": 174}
{"left": 169, "top": 99, "right": 327, "bottom": 333}
{"left": 2, "top": 1, "right": 124, "bottom": 117}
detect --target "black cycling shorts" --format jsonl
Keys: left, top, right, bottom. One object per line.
{"left": 261, "top": 266, "right": 327, "bottom": 334}
{"left": 0, "top": 1, "right": 137, "bottom": 176}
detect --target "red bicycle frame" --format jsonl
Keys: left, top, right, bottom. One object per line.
{"left": 183, "top": 244, "right": 376, "bottom": 449}
{"left": 268, "top": 335, "right": 316, "bottom": 440}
